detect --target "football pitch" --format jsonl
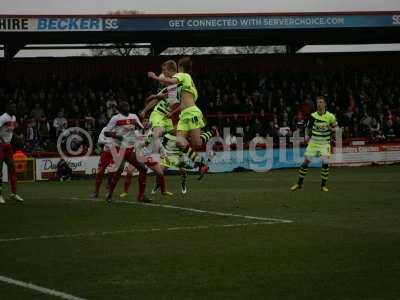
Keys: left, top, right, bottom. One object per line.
{"left": 1, "top": 166, "right": 399, "bottom": 300}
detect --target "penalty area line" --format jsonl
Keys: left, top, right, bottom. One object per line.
{"left": 66, "top": 197, "right": 294, "bottom": 223}
{"left": 0, "top": 274, "right": 87, "bottom": 300}
{"left": 0, "top": 222, "right": 274, "bottom": 243}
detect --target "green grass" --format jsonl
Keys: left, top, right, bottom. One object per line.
{"left": 1, "top": 166, "right": 400, "bottom": 300}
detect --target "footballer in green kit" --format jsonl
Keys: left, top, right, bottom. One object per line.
{"left": 291, "top": 96, "right": 338, "bottom": 192}
{"left": 148, "top": 57, "right": 216, "bottom": 178}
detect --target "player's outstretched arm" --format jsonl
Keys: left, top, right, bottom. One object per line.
{"left": 140, "top": 91, "right": 169, "bottom": 118}
{"left": 140, "top": 98, "right": 159, "bottom": 118}
{"left": 145, "top": 92, "right": 168, "bottom": 104}
{"left": 148, "top": 72, "right": 179, "bottom": 85}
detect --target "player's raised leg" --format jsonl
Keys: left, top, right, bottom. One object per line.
{"left": 200, "top": 125, "right": 220, "bottom": 143}
{"left": 177, "top": 123, "right": 209, "bottom": 179}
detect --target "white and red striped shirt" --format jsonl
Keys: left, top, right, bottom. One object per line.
{"left": 166, "top": 83, "right": 180, "bottom": 106}
{"left": 98, "top": 127, "right": 113, "bottom": 151}
{"left": 0, "top": 113, "right": 16, "bottom": 144}
{"left": 104, "top": 113, "right": 143, "bottom": 149}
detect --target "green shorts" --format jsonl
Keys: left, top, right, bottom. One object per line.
{"left": 149, "top": 111, "right": 173, "bottom": 133}
{"left": 304, "top": 141, "right": 331, "bottom": 158}
{"left": 160, "top": 155, "right": 180, "bottom": 169}
{"left": 177, "top": 106, "right": 205, "bottom": 132}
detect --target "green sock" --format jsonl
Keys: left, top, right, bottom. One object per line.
{"left": 200, "top": 131, "right": 213, "bottom": 144}
{"left": 297, "top": 163, "right": 308, "bottom": 186}
{"left": 183, "top": 146, "right": 201, "bottom": 164}
{"left": 321, "top": 164, "right": 329, "bottom": 187}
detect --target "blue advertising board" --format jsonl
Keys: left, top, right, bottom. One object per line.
{"left": 1, "top": 13, "right": 399, "bottom": 32}
{"left": 113, "top": 14, "right": 400, "bottom": 31}
{"left": 204, "top": 149, "right": 321, "bottom": 173}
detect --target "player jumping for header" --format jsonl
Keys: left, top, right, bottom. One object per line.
{"left": 148, "top": 57, "right": 217, "bottom": 179}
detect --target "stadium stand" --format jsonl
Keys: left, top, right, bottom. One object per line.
{"left": 0, "top": 53, "right": 399, "bottom": 154}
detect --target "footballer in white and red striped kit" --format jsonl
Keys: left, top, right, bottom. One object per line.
{"left": 0, "top": 103, "right": 24, "bottom": 204}
{"left": 104, "top": 101, "right": 165, "bottom": 203}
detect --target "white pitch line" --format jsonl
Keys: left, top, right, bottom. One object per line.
{"left": 0, "top": 275, "right": 86, "bottom": 300}
{"left": 141, "top": 202, "right": 294, "bottom": 223}
{"left": 0, "top": 222, "right": 273, "bottom": 243}
{"left": 238, "top": 178, "right": 400, "bottom": 183}
{"left": 66, "top": 197, "right": 294, "bottom": 223}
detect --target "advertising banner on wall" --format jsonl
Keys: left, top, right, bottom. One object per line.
{"left": 1, "top": 13, "right": 399, "bottom": 32}
{"left": 25, "top": 143, "right": 400, "bottom": 181}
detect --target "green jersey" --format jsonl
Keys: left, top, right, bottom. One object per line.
{"left": 161, "top": 133, "right": 181, "bottom": 156}
{"left": 153, "top": 85, "right": 181, "bottom": 116}
{"left": 173, "top": 72, "right": 198, "bottom": 102}
{"left": 307, "top": 111, "right": 337, "bottom": 144}
{"left": 153, "top": 98, "right": 170, "bottom": 116}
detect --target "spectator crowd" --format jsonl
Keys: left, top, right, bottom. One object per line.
{"left": 1, "top": 55, "right": 399, "bottom": 153}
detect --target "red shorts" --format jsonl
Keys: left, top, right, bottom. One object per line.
{"left": 104, "top": 147, "right": 134, "bottom": 164}
{"left": 123, "top": 148, "right": 134, "bottom": 160}
{"left": 112, "top": 147, "right": 155, "bottom": 170}
{"left": 170, "top": 103, "right": 180, "bottom": 126}
{"left": 121, "top": 147, "right": 158, "bottom": 167}
{"left": 0, "top": 143, "right": 13, "bottom": 161}
{"left": 113, "top": 147, "right": 135, "bottom": 165}
{"left": 98, "top": 150, "right": 113, "bottom": 170}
